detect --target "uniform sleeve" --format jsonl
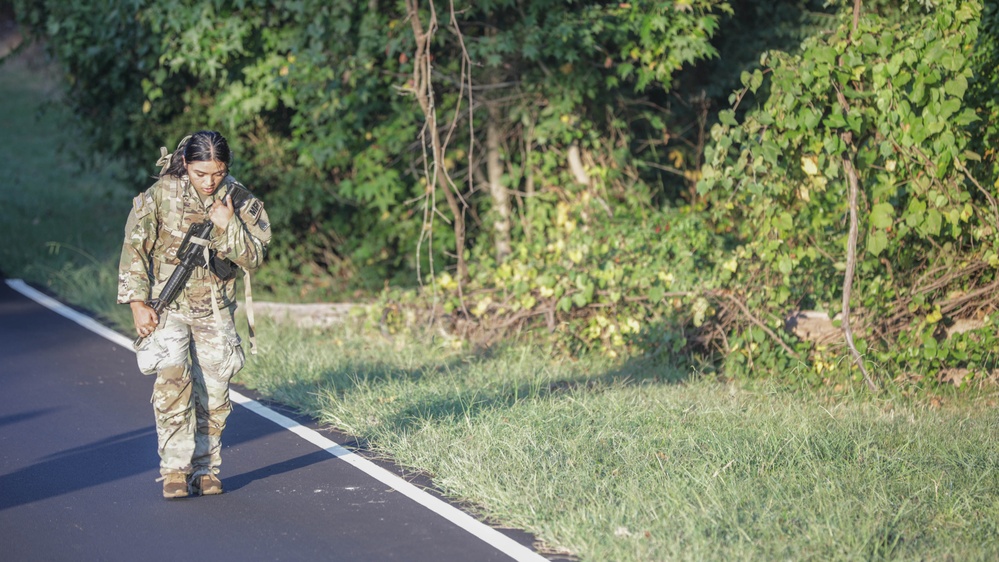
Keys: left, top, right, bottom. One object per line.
{"left": 117, "top": 188, "right": 159, "bottom": 304}
{"left": 213, "top": 192, "right": 271, "bottom": 272}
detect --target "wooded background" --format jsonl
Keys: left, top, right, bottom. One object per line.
{"left": 11, "top": 0, "right": 999, "bottom": 387}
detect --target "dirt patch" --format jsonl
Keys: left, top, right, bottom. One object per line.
{"left": 253, "top": 301, "right": 359, "bottom": 329}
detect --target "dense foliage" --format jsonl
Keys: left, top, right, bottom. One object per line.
{"left": 700, "top": 0, "right": 999, "bottom": 385}
{"left": 12, "top": 0, "right": 999, "bottom": 388}
{"left": 13, "top": 0, "right": 732, "bottom": 290}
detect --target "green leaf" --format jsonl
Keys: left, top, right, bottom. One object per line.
{"left": 847, "top": 110, "right": 864, "bottom": 135}
{"left": 867, "top": 230, "right": 889, "bottom": 256}
{"left": 649, "top": 285, "right": 665, "bottom": 303}
{"left": 718, "top": 109, "right": 737, "bottom": 126}
{"left": 944, "top": 75, "right": 968, "bottom": 99}
{"left": 810, "top": 45, "right": 837, "bottom": 66}
{"left": 953, "top": 108, "right": 980, "bottom": 126}
{"left": 800, "top": 108, "right": 822, "bottom": 130}
{"left": 923, "top": 208, "right": 943, "bottom": 236}
{"left": 777, "top": 212, "right": 793, "bottom": 233}
{"left": 777, "top": 255, "right": 793, "bottom": 274}
{"left": 824, "top": 112, "right": 847, "bottom": 129}
{"left": 905, "top": 198, "right": 926, "bottom": 227}
{"left": 938, "top": 98, "right": 961, "bottom": 120}
{"left": 759, "top": 141, "right": 780, "bottom": 165}
{"left": 870, "top": 203, "right": 895, "bottom": 229}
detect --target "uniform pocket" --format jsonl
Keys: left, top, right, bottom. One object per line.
{"left": 222, "top": 343, "right": 246, "bottom": 380}
{"left": 135, "top": 332, "right": 168, "bottom": 375}
{"left": 207, "top": 311, "right": 244, "bottom": 381}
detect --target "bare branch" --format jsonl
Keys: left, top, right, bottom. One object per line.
{"left": 710, "top": 290, "right": 802, "bottom": 361}
{"left": 406, "top": 0, "right": 469, "bottom": 316}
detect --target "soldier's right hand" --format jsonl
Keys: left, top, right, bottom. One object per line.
{"left": 130, "top": 301, "right": 159, "bottom": 338}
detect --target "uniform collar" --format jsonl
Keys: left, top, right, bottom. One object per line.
{"left": 181, "top": 175, "right": 223, "bottom": 208}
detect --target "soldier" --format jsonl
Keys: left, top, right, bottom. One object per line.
{"left": 118, "top": 131, "right": 271, "bottom": 499}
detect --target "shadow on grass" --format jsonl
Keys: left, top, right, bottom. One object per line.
{"left": 262, "top": 317, "right": 703, "bottom": 439}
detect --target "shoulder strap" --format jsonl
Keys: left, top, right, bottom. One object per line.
{"left": 243, "top": 268, "right": 258, "bottom": 354}
{"left": 159, "top": 176, "right": 185, "bottom": 239}
{"left": 155, "top": 135, "right": 192, "bottom": 175}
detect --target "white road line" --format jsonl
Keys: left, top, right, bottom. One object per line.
{"left": 6, "top": 278, "right": 548, "bottom": 562}
{"left": 7, "top": 279, "right": 137, "bottom": 350}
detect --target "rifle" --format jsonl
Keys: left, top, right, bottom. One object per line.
{"left": 134, "top": 220, "right": 215, "bottom": 347}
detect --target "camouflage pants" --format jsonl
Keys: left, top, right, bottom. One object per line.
{"left": 135, "top": 307, "right": 245, "bottom": 477}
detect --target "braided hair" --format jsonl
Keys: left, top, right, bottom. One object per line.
{"left": 160, "top": 130, "right": 232, "bottom": 178}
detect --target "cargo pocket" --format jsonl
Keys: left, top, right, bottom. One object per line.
{"left": 135, "top": 331, "right": 169, "bottom": 375}
{"left": 213, "top": 316, "right": 244, "bottom": 382}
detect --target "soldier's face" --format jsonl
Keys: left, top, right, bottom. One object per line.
{"left": 186, "top": 160, "right": 228, "bottom": 196}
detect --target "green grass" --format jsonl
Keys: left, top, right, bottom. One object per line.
{"left": 238, "top": 324, "right": 999, "bottom": 561}
{"left": 0, "top": 45, "right": 134, "bottom": 329}
{"left": 3, "top": 45, "right": 999, "bottom": 562}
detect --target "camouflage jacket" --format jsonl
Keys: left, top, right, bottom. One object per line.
{"left": 117, "top": 174, "right": 271, "bottom": 318}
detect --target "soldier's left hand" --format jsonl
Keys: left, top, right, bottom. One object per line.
{"left": 210, "top": 194, "right": 234, "bottom": 229}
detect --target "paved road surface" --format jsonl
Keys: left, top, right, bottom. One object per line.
{"left": 0, "top": 279, "right": 551, "bottom": 562}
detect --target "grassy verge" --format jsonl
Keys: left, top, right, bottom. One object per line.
{"left": 240, "top": 323, "right": 999, "bottom": 561}
{"left": 3, "top": 44, "right": 999, "bottom": 562}
{"left": 0, "top": 43, "right": 133, "bottom": 330}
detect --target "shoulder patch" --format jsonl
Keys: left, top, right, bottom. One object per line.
{"left": 224, "top": 179, "right": 254, "bottom": 211}
{"left": 132, "top": 192, "right": 154, "bottom": 218}
{"left": 241, "top": 198, "right": 264, "bottom": 224}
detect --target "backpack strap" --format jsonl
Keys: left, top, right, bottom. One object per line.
{"left": 243, "top": 268, "right": 258, "bottom": 354}
{"left": 155, "top": 135, "right": 192, "bottom": 175}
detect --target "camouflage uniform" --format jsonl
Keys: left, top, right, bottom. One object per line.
{"left": 118, "top": 174, "right": 270, "bottom": 479}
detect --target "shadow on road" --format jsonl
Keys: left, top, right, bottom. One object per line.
{"left": 224, "top": 450, "right": 335, "bottom": 493}
{"left": 0, "top": 427, "right": 157, "bottom": 510}
{"left": 0, "top": 408, "right": 337, "bottom": 510}
{"left": 0, "top": 408, "right": 60, "bottom": 428}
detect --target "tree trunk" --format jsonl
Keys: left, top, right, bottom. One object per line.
{"left": 567, "top": 144, "right": 590, "bottom": 186}
{"left": 486, "top": 103, "right": 512, "bottom": 262}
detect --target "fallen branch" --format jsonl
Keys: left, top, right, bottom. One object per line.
{"left": 709, "top": 290, "right": 801, "bottom": 361}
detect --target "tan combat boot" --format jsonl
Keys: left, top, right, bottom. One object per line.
{"left": 161, "top": 473, "right": 190, "bottom": 499}
{"left": 192, "top": 473, "right": 223, "bottom": 496}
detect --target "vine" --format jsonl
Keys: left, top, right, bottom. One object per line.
{"left": 837, "top": 0, "right": 877, "bottom": 392}
{"left": 699, "top": 0, "right": 990, "bottom": 386}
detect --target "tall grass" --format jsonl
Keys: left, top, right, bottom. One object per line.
{"left": 4, "top": 44, "right": 999, "bottom": 562}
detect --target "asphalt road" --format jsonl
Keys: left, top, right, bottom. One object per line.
{"left": 0, "top": 279, "right": 551, "bottom": 562}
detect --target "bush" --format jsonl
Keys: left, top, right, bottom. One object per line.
{"left": 698, "top": 0, "right": 999, "bottom": 386}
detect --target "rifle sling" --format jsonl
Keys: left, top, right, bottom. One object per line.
{"left": 168, "top": 228, "right": 258, "bottom": 354}
{"left": 202, "top": 244, "right": 226, "bottom": 352}
{"left": 196, "top": 235, "right": 258, "bottom": 355}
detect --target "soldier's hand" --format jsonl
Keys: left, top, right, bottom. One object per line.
{"left": 130, "top": 301, "right": 159, "bottom": 338}
{"left": 209, "top": 194, "right": 234, "bottom": 230}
